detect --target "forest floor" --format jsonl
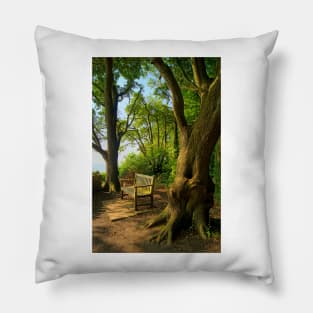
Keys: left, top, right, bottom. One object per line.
{"left": 92, "top": 187, "right": 221, "bottom": 253}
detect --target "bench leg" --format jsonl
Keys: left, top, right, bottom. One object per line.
{"left": 121, "top": 190, "right": 124, "bottom": 199}
{"left": 134, "top": 191, "right": 137, "bottom": 211}
{"left": 150, "top": 195, "right": 153, "bottom": 208}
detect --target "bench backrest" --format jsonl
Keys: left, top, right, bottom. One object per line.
{"left": 135, "top": 173, "right": 155, "bottom": 194}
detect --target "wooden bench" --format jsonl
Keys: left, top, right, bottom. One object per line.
{"left": 120, "top": 173, "right": 155, "bottom": 210}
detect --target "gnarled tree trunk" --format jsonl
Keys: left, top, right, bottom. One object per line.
{"left": 147, "top": 58, "right": 221, "bottom": 244}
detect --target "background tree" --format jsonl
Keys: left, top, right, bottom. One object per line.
{"left": 122, "top": 95, "right": 175, "bottom": 179}
{"left": 92, "top": 57, "right": 143, "bottom": 191}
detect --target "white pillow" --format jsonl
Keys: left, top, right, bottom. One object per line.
{"left": 35, "top": 26, "right": 278, "bottom": 283}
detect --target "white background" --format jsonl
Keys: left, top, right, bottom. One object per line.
{"left": 0, "top": 0, "right": 312, "bottom": 312}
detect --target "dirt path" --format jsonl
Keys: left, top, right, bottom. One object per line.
{"left": 92, "top": 187, "right": 221, "bottom": 253}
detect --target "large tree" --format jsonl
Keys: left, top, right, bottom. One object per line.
{"left": 146, "top": 57, "right": 221, "bottom": 244}
{"left": 92, "top": 57, "right": 142, "bottom": 191}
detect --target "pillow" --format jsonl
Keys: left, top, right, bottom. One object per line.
{"left": 35, "top": 26, "right": 278, "bottom": 283}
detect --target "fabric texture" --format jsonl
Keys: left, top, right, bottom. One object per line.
{"left": 35, "top": 26, "right": 278, "bottom": 283}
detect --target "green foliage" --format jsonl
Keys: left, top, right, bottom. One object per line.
{"left": 182, "top": 89, "right": 200, "bottom": 124}
{"left": 119, "top": 153, "right": 153, "bottom": 177}
{"left": 119, "top": 151, "right": 175, "bottom": 186}
{"left": 122, "top": 94, "right": 176, "bottom": 182}
{"left": 205, "top": 57, "right": 220, "bottom": 78}
{"left": 114, "top": 58, "right": 144, "bottom": 82}
{"left": 92, "top": 171, "right": 106, "bottom": 192}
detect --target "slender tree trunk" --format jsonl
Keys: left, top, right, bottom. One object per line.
{"left": 104, "top": 58, "right": 121, "bottom": 192}
{"left": 147, "top": 58, "right": 220, "bottom": 244}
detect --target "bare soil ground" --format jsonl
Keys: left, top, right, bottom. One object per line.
{"left": 92, "top": 187, "right": 221, "bottom": 253}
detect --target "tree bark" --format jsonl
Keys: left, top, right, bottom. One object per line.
{"left": 147, "top": 58, "right": 220, "bottom": 244}
{"left": 104, "top": 58, "right": 121, "bottom": 192}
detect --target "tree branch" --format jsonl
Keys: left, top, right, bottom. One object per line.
{"left": 93, "top": 81, "right": 104, "bottom": 93}
{"left": 197, "top": 64, "right": 221, "bottom": 121}
{"left": 93, "top": 94, "right": 103, "bottom": 106}
{"left": 92, "top": 126, "right": 102, "bottom": 148}
{"left": 143, "top": 100, "right": 154, "bottom": 144}
{"left": 92, "top": 142, "right": 108, "bottom": 160}
{"left": 119, "top": 88, "right": 143, "bottom": 139}
{"left": 151, "top": 58, "right": 188, "bottom": 145}
{"left": 128, "top": 128, "right": 148, "bottom": 157}
{"left": 118, "top": 82, "right": 133, "bottom": 100}
{"left": 176, "top": 59, "right": 197, "bottom": 90}
{"left": 92, "top": 122, "right": 108, "bottom": 161}
{"left": 191, "top": 58, "right": 210, "bottom": 89}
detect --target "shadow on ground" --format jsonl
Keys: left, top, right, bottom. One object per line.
{"left": 92, "top": 187, "right": 221, "bottom": 253}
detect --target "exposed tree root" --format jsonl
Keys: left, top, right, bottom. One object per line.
{"left": 146, "top": 181, "right": 213, "bottom": 244}
{"left": 149, "top": 222, "right": 174, "bottom": 245}
{"left": 147, "top": 207, "right": 179, "bottom": 245}
{"left": 148, "top": 208, "right": 210, "bottom": 244}
{"left": 197, "top": 223, "right": 210, "bottom": 240}
{"left": 144, "top": 206, "right": 168, "bottom": 229}
{"left": 193, "top": 204, "right": 211, "bottom": 240}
